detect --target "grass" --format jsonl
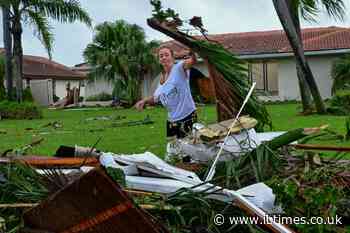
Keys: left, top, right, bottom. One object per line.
{"left": 0, "top": 103, "right": 348, "bottom": 158}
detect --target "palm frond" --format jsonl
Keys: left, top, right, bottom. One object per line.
{"left": 27, "top": 0, "right": 92, "bottom": 27}
{"left": 24, "top": 9, "right": 54, "bottom": 59}
{"left": 319, "top": 0, "right": 346, "bottom": 21}
{"left": 295, "top": 0, "right": 346, "bottom": 22}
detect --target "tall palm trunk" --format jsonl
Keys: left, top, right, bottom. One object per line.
{"left": 2, "top": 6, "right": 13, "bottom": 100}
{"left": 272, "top": 0, "right": 327, "bottom": 114}
{"left": 286, "top": 0, "right": 313, "bottom": 113}
{"left": 12, "top": 13, "right": 23, "bottom": 102}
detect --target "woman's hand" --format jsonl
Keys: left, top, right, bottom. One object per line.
{"left": 134, "top": 99, "right": 146, "bottom": 111}
{"left": 183, "top": 50, "right": 197, "bottom": 69}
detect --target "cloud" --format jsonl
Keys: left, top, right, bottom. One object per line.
{"left": 0, "top": 0, "right": 349, "bottom": 66}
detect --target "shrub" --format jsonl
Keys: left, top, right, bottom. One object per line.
{"left": 0, "top": 101, "right": 43, "bottom": 119}
{"left": 331, "top": 54, "right": 350, "bottom": 93}
{"left": 22, "top": 87, "right": 34, "bottom": 102}
{"left": 0, "top": 86, "right": 5, "bottom": 101}
{"left": 327, "top": 89, "right": 350, "bottom": 115}
{"left": 85, "top": 92, "right": 113, "bottom": 101}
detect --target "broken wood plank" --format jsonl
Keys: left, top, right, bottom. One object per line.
{"left": 291, "top": 144, "right": 350, "bottom": 152}
{"left": 0, "top": 156, "right": 99, "bottom": 168}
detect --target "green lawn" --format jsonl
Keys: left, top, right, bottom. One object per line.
{"left": 0, "top": 103, "right": 348, "bottom": 157}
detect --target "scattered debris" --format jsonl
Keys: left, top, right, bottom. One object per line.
{"left": 85, "top": 115, "right": 126, "bottom": 122}
{"left": 1, "top": 138, "right": 44, "bottom": 157}
{"left": 0, "top": 130, "right": 6, "bottom": 135}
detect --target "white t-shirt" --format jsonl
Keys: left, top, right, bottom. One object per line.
{"left": 154, "top": 61, "right": 196, "bottom": 122}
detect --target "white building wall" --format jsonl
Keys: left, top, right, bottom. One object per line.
{"left": 84, "top": 78, "right": 114, "bottom": 98}
{"left": 278, "top": 55, "right": 336, "bottom": 100}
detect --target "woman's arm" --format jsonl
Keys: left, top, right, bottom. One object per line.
{"left": 134, "top": 95, "right": 155, "bottom": 111}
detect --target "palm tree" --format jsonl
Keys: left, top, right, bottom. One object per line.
{"left": 2, "top": 6, "right": 13, "bottom": 100}
{"left": 0, "top": 0, "right": 92, "bottom": 102}
{"left": 84, "top": 20, "right": 160, "bottom": 105}
{"left": 272, "top": 0, "right": 346, "bottom": 114}
{"left": 289, "top": 0, "right": 346, "bottom": 113}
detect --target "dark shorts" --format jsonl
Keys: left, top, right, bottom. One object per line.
{"left": 167, "top": 111, "right": 197, "bottom": 138}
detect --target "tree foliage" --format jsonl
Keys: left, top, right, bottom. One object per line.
{"left": 84, "top": 20, "right": 160, "bottom": 105}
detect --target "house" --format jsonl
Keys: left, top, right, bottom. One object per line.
{"left": 0, "top": 49, "right": 86, "bottom": 106}
{"left": 161, "top": 26, "right": 350, "bottom": 101}
{"left": 74, "top": 26, "right": 350, "bottom": 102}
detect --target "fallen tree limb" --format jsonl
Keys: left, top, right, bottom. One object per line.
{"left": 147, "top": 18, "right": 271, "bottom": 129}
{"left": 266, "top": 125, "right": 328, "bottom": 150}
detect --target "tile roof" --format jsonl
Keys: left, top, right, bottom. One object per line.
{"left": 0, "top": 49, "right": 86, "bottom": 80}
{"left": 162, "top": 26, "right": 350, "bottom": 58}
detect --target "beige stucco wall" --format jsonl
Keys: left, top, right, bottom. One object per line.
{"left": 278, "top": 55, "right": 336, "bottom": 100}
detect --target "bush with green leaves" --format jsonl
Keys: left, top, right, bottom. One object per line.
{"left": 0, "top": 101, "right": 42, "bottom": 119}
{"left": 327, "top": 89, "right": 350, "bottom": 115}
{"left": 331, "top": 54, "right": 350, "bottom": 94}
{"left": 85, "top": 92, "right": 113, "bottom": 101}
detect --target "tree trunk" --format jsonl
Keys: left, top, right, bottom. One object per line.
{"left": 286, "top": 0, "right": 314, "bottom": 113}
{"left": 272, "top": 0, "right": 327, "bottom": 114}
{"left": 2, "top": 6, "right": 13, "bottom": 100}
{"left": 12, "top": 15, "right": 23, "bottom": 103}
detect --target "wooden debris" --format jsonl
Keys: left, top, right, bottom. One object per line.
{"left": 0, "top": 156, "right": 99, "bottom": 168}
{"left": 198, "top": 116, "right": 258, "bottom": 142}
{"left": 23, "top": 168, "right": 169, "bottom": 233}
{"left": 291, "top": 143, "right": 350, "bottom": 152}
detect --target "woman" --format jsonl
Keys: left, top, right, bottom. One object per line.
{"left": 135, "top": 46, "right": 197, "bottom": 139}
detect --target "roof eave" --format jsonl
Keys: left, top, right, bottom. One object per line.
{"left": 238, "top": 48, "right": 350, "bottom": 60}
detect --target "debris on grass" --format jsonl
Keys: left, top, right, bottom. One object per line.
{"left": 1, "top": 137, "right": 44, "bottom": 157}
{"left": 41, "top": 121, "right": 63, "bottom": 130}
{"left": 111, "top": 115, "right": 154, "bottom": 127}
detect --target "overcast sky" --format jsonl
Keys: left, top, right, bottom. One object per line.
{"left": 1, "top": 0, "right": 350, "bottom": 66}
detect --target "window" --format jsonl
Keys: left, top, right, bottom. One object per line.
{"left": 248, "top": 61, "right": 278, "bottom": 95}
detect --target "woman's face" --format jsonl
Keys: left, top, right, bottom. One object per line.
{"left": 158, "top": 48, "right": 174, "bottom": 68}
